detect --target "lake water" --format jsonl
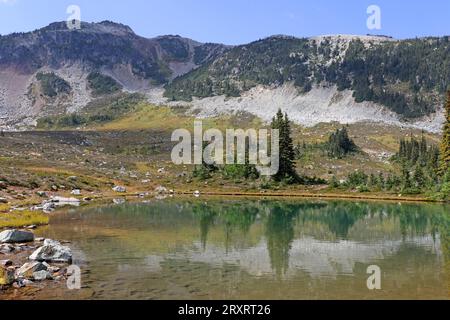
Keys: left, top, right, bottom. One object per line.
{"left": 34, "top": 199, "right": 449, "bottom": 300}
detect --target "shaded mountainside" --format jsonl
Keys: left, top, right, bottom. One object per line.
{"left": 0, "top": 21, "right": 226, "bottom": 82}
{"left": 165, "top": 35, "right": 450, "bottom": 119}
{"left": 0, "top": 21, "right": 227, "bottom": 126}
{"left": 0, "top": 21, "right": 448, "bottom": 131}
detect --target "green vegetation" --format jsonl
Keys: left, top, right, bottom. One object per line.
{"left": 327, "top": 127, "right": 358, "bottom": 159}
{"left": 0, "top": 209, "right": 49, "bottom": 228}
{"left": 165, "top": 37, "right": 450, "bottom": 118}
{"left": 271, "top": 109, "right": 299, "bottom": 183}
{"left": 437, "top": 91, "right": 450, "bottom": 200}
{"left": 440, "top": 91, "right": 450, "bottom": 175}
{"left": 36, "top": 93, "right": 144, "bottom": 129}
{"left": 87, "top": 72, "right": 122, "bottom": 96}
{"left": 327, "top": 132, "right": 446, "bottom": 197}
{"left": 36, "top": 72, "right": 71, "bottom": 97}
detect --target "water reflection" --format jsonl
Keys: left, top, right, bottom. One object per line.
{"left": 187, "top": 201, "right": 448, "bottom": 277}
{"left": 37, "top": 199, "right": 449, "bottom": 299}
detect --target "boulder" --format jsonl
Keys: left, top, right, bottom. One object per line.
{"left": 36, "top": 191, "right": 48, "bottom": 198}
{"left": 154, "top": 186, "right": 168, "bottom": 195}
{"left": 113, "top": 198, "right": 126, "bottom": 205}
{"left": 71, "top": 189, "right": 81, "bottom": 195}
{"left": 112, "top": 186, "right": 126, "bottom": 193}
{"left": 0, "top": 244, "right": 15, "bottom": 254}
{"left": 29, "top": 241, "right": 72, "bottom": 263}
{"left": 0, "top": 266, "right": 14, "bottom": 285}
{"left": 15, "top": 262, "right": 47, "bottom": 279}
{"left": 0, "top": 197, "right": 8, "bottom": 204}
{"left": 0, "top": 230, "right": 34, "bottom": 243}
{"left": 42, "top": 202, "right": 56, "bottom": 213}
{"left": 0, "top": 260, "right": 12, "bottom": 267}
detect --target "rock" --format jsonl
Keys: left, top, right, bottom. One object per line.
{"left": 35, "top": 237, "right": 45, "bottom": 242}
{"left": 194, "top": 190, "right": 201, "bottom": 197}
{"left": 26, "top": 225, "right": 37, "bottom": 230}
{"left": 154, "top": 186, "right": 168, "bottom": 195}
{"left": 0, "top": 260, "right": 12, "bottom": 267}
{"left": 0, "top": 197, "right": 8, "bottom": 204}
{"left": 51, "top": 185, "right": 58, "bottom": 191}
{"left": 113, "top": 198, "right": 126, "bottom": 205}
{"left": 71, "top": 189, "right": 81, "bottom": 195}
{"left": 32, "top": 270, "right": 52, "bottom": 281}
{"left": 13, "top": 278, "right": 34, "bottom": 288}
{"left": 42, "top": 202, "right": 56, "bottom": 213}
{"left": 0, "top": 181, "right": 7, "bottom": 189}
{"left": 0, "top": 244, "right": 15, "bottom": 254}
{"left": 50, "top": 196, "right": 80, "bottom": 204}
{"left": 157, "top": 168, "right": 166, "bottom": 174}
{"left": 0, "top": 230, "right": 34, "bottom": 243}
{"left": 0, "top": 266, "right": 15, "bottom": 285}
{"left": 36, "top": 191, "right": 48, "bottom": 198}
{"left": 43, "top": 239, "right": 60, "bottom": 246}
{"left": 112, "top": 186, "right": 126, "bottom": 193}
{"left": 15, "top": 262, "right": 47, "bottom": 279}
{"left": 29, "top": 241, "right": 72, "bottom": 263}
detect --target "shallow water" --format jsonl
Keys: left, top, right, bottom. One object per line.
{"left": 34, "top": 199, "right": 449, "bottom": 300}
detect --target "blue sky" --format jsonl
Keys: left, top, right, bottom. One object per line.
{"left": 0, "top": 0, "right": 449, "bottom": 44}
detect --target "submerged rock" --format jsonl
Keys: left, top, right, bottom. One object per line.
{"left": 113, "top": 198, "right": 126, "bottom": 205}
{"left": 154, "top": 186, "right": 168, "bottom": 195}
{"left": 29, "top": 240, "right": 72, "bottom": 263}
{"left": 32, "top": 270, "right": 53, "bottom": 281}
{"left": 0, "top": 230, "right": 34, "bottom": 244}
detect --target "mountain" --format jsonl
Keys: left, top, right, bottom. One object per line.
{"left": 0, "top": 21, "right": 448, "bottom": 132}
{"left": 0, "top": 21, "right": 227, "bottom": 126}
{"left": 165, "top": 35, "right": 450, "bottom": 120}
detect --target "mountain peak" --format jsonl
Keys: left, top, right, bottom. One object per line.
{"left": 37, "top": 20, "right": 135, "bottom": 36}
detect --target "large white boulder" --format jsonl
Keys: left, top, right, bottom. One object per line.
{"left": 15, "top": 261, "right": 48, "bottom": 279}
{"left": 0, "top": 230, "right": 34, "bottom": 243}
{"left": 29, "top": 239, "right": 72, "bottom": 263}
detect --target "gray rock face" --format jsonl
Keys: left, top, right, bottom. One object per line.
{"left": 0, "top": 230, "right": 34, "bottom": 243}
{"left": 29, "top": 240, "right": 72, "bottom": 263}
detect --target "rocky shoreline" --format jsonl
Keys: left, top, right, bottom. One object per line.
{"left": 0, "top": 229, "right": 73, "bottom": 292}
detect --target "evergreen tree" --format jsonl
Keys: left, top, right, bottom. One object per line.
{"left": 413, "top": 166, "right": 425, "bottom": 188}
{"left": 401, "top": 165, "right": 412, "bottom": 190}
{"left": 271, "top": 109, "right": 299, "bottom": 183}
{"left": 327, "top": 126, "right": 358, "bottom": 159}
{"left": 439, "top": 90, "right": 450, "bottom": 175}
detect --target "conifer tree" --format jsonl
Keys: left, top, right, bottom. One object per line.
{"left": 439, "top": 91, "right": 450, "bottom": 176}
{"left": 271, "top": 109, "right": 299, "bottom": 183}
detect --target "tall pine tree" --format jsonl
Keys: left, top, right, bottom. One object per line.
{"left": 439, "top": 90, "right": 450, "bottom": 176}
{"left": 271, "top": 109, "right": 299, "bottom": 183}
